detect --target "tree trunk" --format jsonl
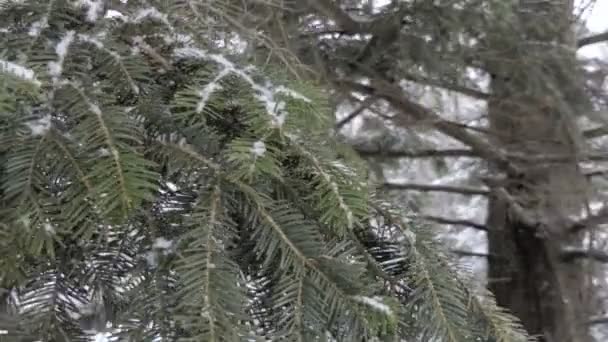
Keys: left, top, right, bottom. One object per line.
{"left": 486, "top": 1, "right": 593, "bottom": 341}
{"left": 487, "top": 198, "right": 591, "bottom": 341}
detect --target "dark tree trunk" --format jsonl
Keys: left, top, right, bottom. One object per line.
{"left": 486, "top": 1, "right": 593, "bottom": 341}
{"left": 487, "top": 197, "right": 591, "bottom": 341}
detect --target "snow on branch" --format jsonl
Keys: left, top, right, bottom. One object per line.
{"left": 132, "top": 7, "right": 171, "bottom": 28}
{"left": 48, "top": 31, "right": 75, "bottom": 84}
{"left": 352, "top": 296, "right": 393, "bottom": 315}
{"left": 250, "top": 141, "right": 267, "bottom": 157}
{"left": 75, "top": 0, "right": 105, "bottom": 22}
{"left": 174, "top": 47, "right": 312, "bottom": 127}
{"left": 77, "top": 34, "right": 140, "bottom": 94}
{"left": 28, "top": 17, "right": 48, "bottom": 37}
{"left": 26, "top": 115, "right": 52, "bottom": 136}
{"left": 0, "top": 60, "right": 41, "bottom": 86}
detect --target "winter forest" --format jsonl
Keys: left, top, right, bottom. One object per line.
{"left": 0, "top": 0, "right": 607, "bottom": 341}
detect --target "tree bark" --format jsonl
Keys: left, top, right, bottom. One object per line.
{"left": 486, "top": 1, "right": 593, "bottom": 341}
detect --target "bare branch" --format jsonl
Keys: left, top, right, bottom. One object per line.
{"left": 507, "top": 151, "right": 608, "bottom": 163}
{"left": 578, "top": 30, "right": 608, "bottom": 48}
{"left": 353, "top": 146, "right": 478, "bottom": 159}
{"left": 588, "top": 316, "right": 608, "bottom": 325}
{"left": 401, "top": 72, "right": 491, "bottom": 100}
{"left": 335, "top": 78, "right": 520, "bottom": 175}
{"left": 382, "top": 182, "right": 489, "bottom": 196}
{"left": 570, "top": 206, "right": 608, "bottom": 233}
{"left": 420, "top": 215, "right": 488, "bottom": 231}
{"left": 583, "top": 125, "right": 608, "bottom": 139}
{"left": 560, "top": 248, "right": 608, "bottom": 263}
{"left": 450, "top": 249, "right": 506, "bottom": 261}
{"left": 584, "top": 169, "right": 608, "bottom": 178}
{"left": 451, "top": 250, "right": 490, "bottom": 258}
{"left": 335, "top": 96, "right": 376, "bottom": 130}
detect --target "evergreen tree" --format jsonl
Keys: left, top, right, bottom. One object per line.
{"left": 0, "top": 1, "right": 529, "bottom": 341}
{"left": 247, "top": 1, "right": 608, "bottom": 341}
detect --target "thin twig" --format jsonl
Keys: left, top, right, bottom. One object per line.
{"left": 335, "top": 96, "right": 377, "bottom": 130}
{"left": 421, "top": 215, "right": 488, "bottom": 231}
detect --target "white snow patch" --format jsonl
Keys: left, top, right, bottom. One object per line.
{"left": 26, "top": 115, "right": 52, "bottom": 136}
{"left": 144, "top": 251, "right": 158, "bottom": 268}
{"left": 28, "top": 17, "right": 48, "bottom": 37}
{"left": 153, "top": 237, "right": 173, "bottom": 250}
{"left": 275, "top": 85, "right": 312, "bottom": 103}
{"left": 132, "top": 7, "right": 170, "bottom": 26}
{"left": 76, "top": 0, "right": 104, "bottom": 22}
{"left": 44, "top": 223, "right": 55, "bottom": 234}
{"left": 89, "top": 103, "right": 102, "bottom": 115}
{"left": 77, "top": 34, "right": 104, "bottom": 49}
{"left": 353, "top": 296, "right": 392, "bottom": 315}
{"left": 0, "top": 60, "right": 41, "bottom": 85}
{"left": 105, "top": 9, "right": 125, "bottom": 20}
{"left": 251, "top": 141, "right": 267, "bottom": 157}
{"left": 166, "top": 182, "right": 178, "bottom": 192}
{"left": 48, "top": 31, "right": 75, "bottom": 83}
{"left": 98, "top": 148, "right": 111, "bottom": 157}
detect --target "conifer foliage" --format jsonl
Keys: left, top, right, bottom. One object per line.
{"left": 0, "top": 0, "right": 529, "bottom": 340}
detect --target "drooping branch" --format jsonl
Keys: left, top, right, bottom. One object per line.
{"left": 382, "top": 182, "right": 489, "bottom": 196}
{"left": 578, "top": 30, "right": 608, "bottom": 48}
{"left": 420, "top": 215, "right": 488, "bottom": 231}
